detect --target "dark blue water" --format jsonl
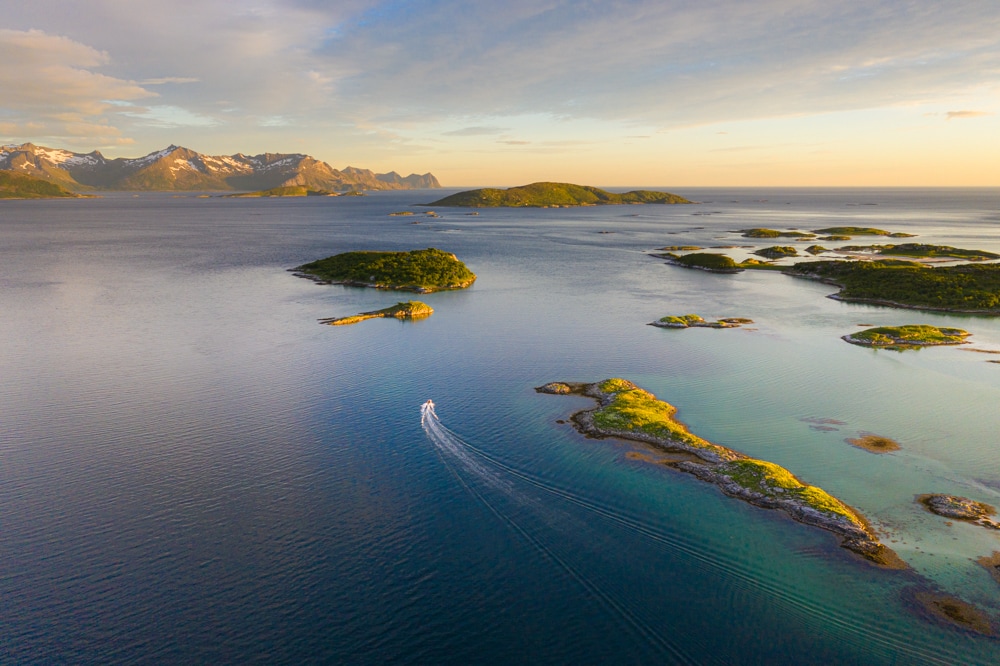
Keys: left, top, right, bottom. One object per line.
{"left": 3, "top": 190, "right": 1000, "bottom": 664}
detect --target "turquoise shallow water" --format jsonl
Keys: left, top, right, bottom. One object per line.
{"left": 2, "top": 189, "right": 1000, "bottom": 663}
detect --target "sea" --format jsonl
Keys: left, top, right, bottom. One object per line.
{"left": 2, "top": 188, "right": 1000, "bottom": 664}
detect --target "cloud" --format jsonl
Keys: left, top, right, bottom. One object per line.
{"left": 3, "top": 1, "right": 999, "bottom": 159}
{"left": 946, "top": 110, "right": 993, "bottom": 120}
{"left": 443, "top": 126, "right": 509, "bottom": 136}
{"left": 320, "top": 0, "right": 1000, "bottom": 129}
{"left": 498, "top": 139, "right": 531, "bottom": 145}
{"left": 0, "top": 28, "right": 157, "bottom": 144}
{"left": 141, "top": 77, "right": 200, "bottom": 85}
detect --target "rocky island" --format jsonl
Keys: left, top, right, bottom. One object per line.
{"left": 740, "top": 228, "right": 816, "bottom": 239}
{"left": 225, "top": 185, "right": 340, "bottom": 197}
{"left": 318, "top": 301, "right": 433, "bottom": 326}
{"left": 653, "top": 252, "right": 744, "bottom": 273}
{"left": 782, "top": 260, "right": 1000, "bottom": 314}
{"left": 291, "top": 248, "right": 476, "bottom": 293}
{"left": 536, "top": 379, "right": 903, "bottom": 567}
{"left": 918, "top": 494, "right": 1000, "bottom": 530}
{"left": 650, "top": 314, "right": 753, "bottom": 329}
{"left": 426, "top": 182, "right": 691, "bottom": 207}
{"left": 813, "top": 226, "right": 916, "bottom": 238}
{"left": 843, "top": 325, "right": 971, "bottom": 350}
{"left": 834, "top": 243, "right": 1000, "bottom": 261}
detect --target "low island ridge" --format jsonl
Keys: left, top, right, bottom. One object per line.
{"left": 537, "top": 378, "right": 903, "bottom": 567}
{"left": 426, "top": 182, "right": 692, "bottom": 207}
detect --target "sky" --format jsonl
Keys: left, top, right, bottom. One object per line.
{"left": 2, "top": 0, "right": 999, "bottom": 186}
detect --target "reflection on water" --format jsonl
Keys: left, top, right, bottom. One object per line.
{"left": 2, "top": 190, "right": 1000, "bottom": 663}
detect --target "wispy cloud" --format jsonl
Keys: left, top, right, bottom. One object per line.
{"left": 946, "top": 110, "right": 993, "bottom": 120}
{"left": 141, "top": 77, "right": 200, "bottom": 85}
{"left": 443, "top": 126, "right": 509, "bottom": 136}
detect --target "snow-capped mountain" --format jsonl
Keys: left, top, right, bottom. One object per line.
{"left": 0, "top": 144, "right": 441, "bottom": 192}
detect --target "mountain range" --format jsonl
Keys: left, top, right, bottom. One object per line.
{"left": 0, "top": 143, "right": 440, "bottom": 192}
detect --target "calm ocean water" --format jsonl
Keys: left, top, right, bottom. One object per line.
{"left": 2, "top": 189, "right": 1000, "bottom": 663}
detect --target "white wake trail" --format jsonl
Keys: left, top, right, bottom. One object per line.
{"left": 419, "top": 400, "right": 699, "bottom": 664}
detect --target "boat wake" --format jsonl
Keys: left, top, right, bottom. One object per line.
{"left": 420, "top": 399, "right": 957, "bottom": 666}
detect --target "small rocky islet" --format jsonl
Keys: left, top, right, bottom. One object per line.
{"left": 842, "top": 325, "right": 971, "bottom": 350}
{"left": 318, "top": 301, "right": 433, "bottom": 326}
{"left": 536, "top": 379, "right": 903, "bottom": 568}
{"left": 918, "top": 494, "right": 1000, "bottom": 530}
{"left": 650, "top": 314, "right": 753, "bottom": 329}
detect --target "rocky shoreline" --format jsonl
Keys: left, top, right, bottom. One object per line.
{"left": 537, "top": 380, "right": 905, "bottom": 568}
{"left": 289, "top": 269, "right": 474, "bottom": 293}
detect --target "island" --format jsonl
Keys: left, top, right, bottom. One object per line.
{"left": 650, "top": 314, "right": 753, "bottom": 329}
{"left": 225, "top": 185, "right": 340, "bottom": 197}
{"left": 813, "top": 226, "right": 916, "bottom": 238}
{"left": 291, "top": 248, "right": 476, "bottom": 293}
{"left": 833, "top": 243, "right": 1000, "bottom": 261}
{"left": 740, "top": 228, "right": 815, "bottom": 239}
{"left": 918, "top": 494, "right": 1000, "bottom": 530}
{"left": 845, "top": 434, "right": 901, "bottom": 453}
{"left": 653, "top": 252, "right": 744, "bottom": 273}
{"left": 753, "top": 246, "right": 798, "bottom": 259}
{"left": 425, "top": 182, "right": 692, "bottom": 207}
{"left": 782, "top": 260, "right": 1000, "bottom": 313}
{"left": 805, "top": 245, "right": 829, "bottom": 255}
{"left": 0, "top": 171, "right": 89, "bottom": 199}
{"left": 842, "top": 325, "right": 970, "bottom": 350}
{"left": 536, "top": 379, "right": 903, "bottom": 567}
{"left": 318, "top": 301, "right": 433, "bottom": 326}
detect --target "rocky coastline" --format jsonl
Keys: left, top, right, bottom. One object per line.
{"left": 536, "top": 380, "right": 904, "bottom": 568}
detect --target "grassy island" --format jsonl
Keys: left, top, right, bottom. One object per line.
{"left": 805, "top": 245, "right": 829, "bottom": 255}
{"left": 843, "top": 325, "right": 970, "bottom": 350}
{"left": 835, "top": 243, "right": 1000, "bottom": 261}
{"left": 784, "top": 260, "right": 1000, "bottom": 313}
{"left": 753, "top": 246, "right": 798, "bottom": 259}
{"left": 319, "top": 301, "right": 433, "bottom": 326}
{"left": 536, "top": 379, "right": 902, "bottom": 567}
{"left": 656, "top": 252, "right": 743, "bottom": 273}
{"left": 651, "top": 314, "right": 753, "bottom": 329}
{"left": 292, "top": 248, "right": 476, "bottom": 293}
{"left": 226, "top": 185, "right": 338, "bottom": 197}
{"left": 846, "top": 434, "right": 901, "bottom": 453}
{"left": 741, "top": 228, "right": 815, "bottom": 239}
{"left": 0, "top": 171, "right": 87, "bottom": 199}
{"left": 425, "top": 182, "right": 691, "bottom": 207}
{"left": 813, "top": 226, "right": 915, "bottom": 238}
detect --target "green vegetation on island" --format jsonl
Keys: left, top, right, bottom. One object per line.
{"left": 753, "top": 246, "right": 798, "bottom": 259}
{"left": 426, "top": 182, "right": 692, "bottom": 207}
{"left": 651, "top": 314, "right": 753, "bottom": 329}
{"left": 741, "top": 228, "right": 815, "bottom": 239}
{"left": 818, "top": 235, "right": 853, "bottom": 241}
{"left": 785, "top": 260, "right": 1000, "bottom": 313}
{"left": 846, "top": 434, "right": 901, "bottom": 453}
{"left": 656, "top": 252, "right": 743, "bottom": 273}
{"left": 318, "top": 301, "right": 433, "bottom": 326}
{"left": 536, "top": 378, "right": 899, "bottom": 566}
{"left": 835, "top": 243, "right": 1000, "bottom": 261}
{"left": 813, "top": 226, "right": 916, "bottom": 238}
{"left": 843, "top": 324, "right": 970, "bottom": 350}
{"left": 227, "top": 185, "right": 339, "bottom": 197}
{"left": 805, "top": 245, "right": 829, "bottom": 255}
{"left": 0, "top": 171, "right": 87, "bottom": 199}
{"left": 292, "top": 248, "right": 476, "bottom": 293}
